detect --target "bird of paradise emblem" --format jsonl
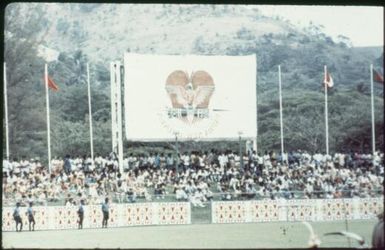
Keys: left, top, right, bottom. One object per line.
{"left": 165, "top": 70, "right": 215, "bottom": 124}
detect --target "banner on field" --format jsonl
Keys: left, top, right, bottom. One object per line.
{"left": 124, "top": 53, "right": 257, "bottom": 141}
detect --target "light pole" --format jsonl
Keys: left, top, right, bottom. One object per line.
{"left": 174, "top": 132, "right": 179, "bottom": 173}
{"left": 238, "top": 131, "right": 243, "bottom": 171}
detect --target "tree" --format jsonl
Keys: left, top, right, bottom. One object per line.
{"left": 4, "top": 3, "right": 51, "bottom": 159}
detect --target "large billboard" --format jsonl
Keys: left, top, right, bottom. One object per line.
{"left": 124, "top": 53, "right": 256, "bottom": 141}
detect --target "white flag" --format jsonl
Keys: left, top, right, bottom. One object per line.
{"left": 324, "top": 72, "right": 334, "bottom": 88}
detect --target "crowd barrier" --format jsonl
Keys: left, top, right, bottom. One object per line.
{"left": 2, "top": 202, "right": 191, "bottom": 231}
{"left": 3, "top": 198, "right": 383, "bottom": 231}
{"left": 211, "top": 197, "right": 384, "bottom": 223}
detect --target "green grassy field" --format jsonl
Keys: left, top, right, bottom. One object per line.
{"left": 2, "top": 219, "right": 377, "bottom": 248}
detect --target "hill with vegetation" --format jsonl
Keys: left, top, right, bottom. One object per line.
{"left": 3, "top": 3, "right": 383, "bottom": 160}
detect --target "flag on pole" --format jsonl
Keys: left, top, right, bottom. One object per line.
{"left": 373, "top": 69, "right": 384, "bottom": 84}
{"left": 43, "top": 66, "right": 59, "bottom": 174}
{"left": 44, "top": 65, "right": 52, "bottom": 174}
{"left": 43, "top": 75, "right": 59, "bottom": 91}
{"left": 324, "top": 71, "right": 334, "bottom": 88}
{"left": 48, "top": 76, "right": 59, "bottom": 91}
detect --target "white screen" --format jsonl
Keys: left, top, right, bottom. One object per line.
{"left": 124, "top": 53, "right": 256, "bottom": 141}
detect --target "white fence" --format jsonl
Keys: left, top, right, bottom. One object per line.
{"left": 3, "top": 198, "right": 383, "bottom": 231}
{"left": 211, "top": 198, "right": 383, "bottom": 223}
{"left": 2, "top": 202, "right": 191, "bottom": 231}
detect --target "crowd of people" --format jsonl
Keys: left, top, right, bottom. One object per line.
{"left": 2, "top": 150, "right": 384, "bottom": 208}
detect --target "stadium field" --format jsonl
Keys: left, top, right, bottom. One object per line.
{"left": 2, "top": 219, "right": 377, "bottom": 248}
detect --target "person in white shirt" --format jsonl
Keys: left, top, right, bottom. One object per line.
{"left": 280, "top": 151, "right": 288, "bottom": 164}
{"left": 250, "top": 150, "right": 258, "bottom": 166}
{"left": 147, "top": 153, "right": 155, "bottom": 166}
{"left": 2, "top": 159, "right": 11, "bottom": 176}
{"left": 338, "top": 153, "right": 345, "bottom": 168}
{"left": 218, "top": 152, "right": 228, "bottom": 169}
{"left": 94, "top": 155, "right": 103, "bottom": 169}
{"left": 189, "top": 189, "right": 206, "bottom": 207}
{"left": 182, "top": 153, "right": 190, "bottom": 169}
{"left": 229, "top": 176, "right": 239, "bottom": 192}
{"left": 175, "top": 184, "right": 188, "bottom": 201}
{"left": 263, "top": 151, "right": 271, "bottom": 167}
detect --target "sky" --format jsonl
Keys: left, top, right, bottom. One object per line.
{"left": 249, "top": 5, "right": 383, "bottom": 47}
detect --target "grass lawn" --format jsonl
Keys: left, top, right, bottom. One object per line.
{"left": 2, "top": 219, "right": 377, "bottom": 248}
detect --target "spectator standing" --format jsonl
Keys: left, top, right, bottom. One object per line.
{"left": 154, "top": 154, "right": 160, "bottom": 169}
{"left": 166, "top": 153, "right": 174, "bottom": 170}
{"left": 63, "top": 155, "right": 72, "bottom": 175}
{"left": 281, "top": 151, "right": 288, "bottom": 164}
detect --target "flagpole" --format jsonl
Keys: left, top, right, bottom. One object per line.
{"left": 324, "top": 65, "right": 329, "bottom": 156}
{"left": 254, "top": 56, "right": 258, "bottom": 152}
{"left": 117, "top": 63, "right": 124, "bottom": 174}
{"left": 87, "top": 63, "right": 94, "bottom": 164}
{"left": 370, "top": 64, "right": 376, "bottom": 159}
{"left": 45, "top": 64, "right": 52, "bottom": 174}
{"left": 278, "top": 65, "right": 284, "bottom": 156}
{"left": 4, "top": 62, "right": 10, "bottom": 161}
{"left": 110, "top": 63, "right": 117, "bottom": 153}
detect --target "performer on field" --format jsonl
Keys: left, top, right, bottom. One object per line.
{"left": 26, "top": 202, "right": 36, "bottom": 231}
{"left": 13, "top": 202, "right": 23, "bottom": 232}
{"left": 77, "top": 199, "right": 85, "bottom": 229}
{"left": 102, "top": 197, "right": 109, "bottom": 228}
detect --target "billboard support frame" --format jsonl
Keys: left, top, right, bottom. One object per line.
{"left": 110, "top": 61, "right": 124, "bottom": 173}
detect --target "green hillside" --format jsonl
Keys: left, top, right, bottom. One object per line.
{"left": 3, "top": 3, "right": 383, "bottom": 160}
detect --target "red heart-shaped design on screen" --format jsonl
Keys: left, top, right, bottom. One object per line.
{"left": 165, "top": 70, "right": 215, "bottom": 123}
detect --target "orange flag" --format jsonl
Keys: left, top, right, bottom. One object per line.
{"left": 373, "top": 69, "right": 384, "bottom": 84}
{"left": 44, "top": 75, "right": 59, "bottom": 91}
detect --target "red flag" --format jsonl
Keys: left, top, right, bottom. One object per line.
{"left": 44, "top": 75, "right": 59, "bottom": 91}
{"left": 323, "top": 71, "right": 334, "bottom": 88}
{"left": 373, "top": 69, "right": 384, "bottom": 84}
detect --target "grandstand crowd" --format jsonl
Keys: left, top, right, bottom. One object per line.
{"left": 2, "top": 150, "right": 384, "bottom": 207}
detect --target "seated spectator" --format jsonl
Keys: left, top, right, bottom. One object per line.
{"left": 189, "top": 188, "right": 206, "bottom": 207}
{"left": 245, "top": 184, "right": 257, "bottom": 199}
{"left": 126, "top": 187, "right": 136, "bottom": 203}
{"left": 1, "top": 150, "right": 384, "bottom": 205}
{"left": 176, "top": 186, "right": 188, "bottom": 201}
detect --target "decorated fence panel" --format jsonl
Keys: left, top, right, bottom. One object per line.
{"left": 212, "top": 201, "right": 249, "bottom": 223}
{"left": 321, "top": 199, "right": 355, "bottom": 221}
{"left": 2, "top": 202, "right": 190, "bottom": 232}
{"left": 86, "top": 205, "right": 104, "bottom": 228}
{"left": 285, "top": 199, "right": 315, "bottom": 221}
{"left": 53, "top": 206, "right": 79, "bottom": 230}
{"left": 250, "top": 200, "right": 281, "bottom": 222}
{"left": 358, "top": 198, "right": 384, "bottom": 219}
{"left": 123, "top": 203, "right": 154, "bottom": 226}
{"left": 157, "top": 202, "right": 191, "bottom": 225}
{"left": 212, "top": 198, "right": 383, "bottom": 223}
